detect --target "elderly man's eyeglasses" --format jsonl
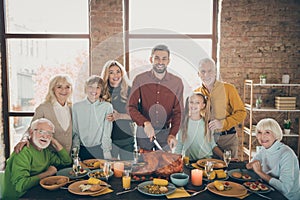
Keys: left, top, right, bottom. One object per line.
{"left": 33, "top": 129, "right": 54, "bottom": 135}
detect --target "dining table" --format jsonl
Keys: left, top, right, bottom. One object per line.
{"left": 20, "top": 160, "right": 287, "bottom": 200}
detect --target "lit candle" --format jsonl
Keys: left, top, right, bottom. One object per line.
{"left": 191, "top": 169, "right": 203, "bottom": 186}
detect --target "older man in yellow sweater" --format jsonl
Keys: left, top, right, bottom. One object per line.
{"left": 195, "top": 58, "right": 246, "bottom": 158}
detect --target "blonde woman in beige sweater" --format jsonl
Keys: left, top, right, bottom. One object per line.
{"left": 14, "top": 74, "right": 73, "bottom": 154}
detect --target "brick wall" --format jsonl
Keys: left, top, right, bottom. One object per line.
{"left": 90, "top": 0, "right": 124, "bottom": 75}
{"left": 219, "top": 0, "right": 300, "bottom": 159}
{"left": 220, "top": 0, "right": 300, "bottom": 88}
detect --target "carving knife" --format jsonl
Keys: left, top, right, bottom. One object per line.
{"left": 153, "top": 136, "right": 164, "bottom": 151}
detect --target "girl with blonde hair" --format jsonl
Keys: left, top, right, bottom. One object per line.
{"left": 175, "top": 92, "right": 223, "bottom": 161}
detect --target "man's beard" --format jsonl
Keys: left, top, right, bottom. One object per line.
{"left": 153, "top": 64, "right": 167, "bottom": 74}
{"left": 32, "top": 135, "right": 50, "bottom": 149}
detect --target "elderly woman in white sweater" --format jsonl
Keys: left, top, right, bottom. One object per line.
{"left": 246, "top": 118, "right": 300, "bottom": 200}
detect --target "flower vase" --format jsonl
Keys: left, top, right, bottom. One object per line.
{"left": 284, "top": 129, "right": 291, "bottom": 135}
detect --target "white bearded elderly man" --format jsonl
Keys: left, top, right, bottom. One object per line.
{"left": 3, "top": 118, "right": 72, "bottom": 199}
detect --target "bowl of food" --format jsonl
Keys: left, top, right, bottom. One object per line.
{"left": 170, "top": 173, "right": 189, "bottom": 187}
{"left": 40, "top": 175, "right": 69, "bottom": 190}
{"left": 88, "top": 169, "right": 114, "bottom": 181}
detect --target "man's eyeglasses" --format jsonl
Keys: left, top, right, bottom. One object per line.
{"left": 33, "top": 129, "right": 54, "bottom": 135}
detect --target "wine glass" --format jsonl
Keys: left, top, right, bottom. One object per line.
{"left": 133, "top": 146, "right": 140, "bottom": 164}
{"left": 204, "top": 161, "right": 214, "bottom": 182}
{"left": 72, "top": 156, "right": 81, "bottom": 176}
{"left": 103, "top": 162, "right": 111, "bottom": 182}
{"left": 71, "top": 147, "right": 79, "bottom": 158}
{"left": 223, "top": 150, "right": 232, "bottom": 172}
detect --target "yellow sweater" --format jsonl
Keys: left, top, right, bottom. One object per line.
{"left": 194, "top": 81, "right": 246, "bottom": 132}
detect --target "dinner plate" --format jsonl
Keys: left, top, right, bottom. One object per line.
{"left": 137, "top": 181, "right": 176, "bottom": 196}
{"left": 196, "top": 158, "right": 226, "bottom": 169}
{"left": 227, "top": 169, "right": 260, "bottom": 182}
{"left": 68, "top": 180, "right": 106, "bottom": 195}
{"left": 207, "top": 181, "right": 247, "bottom": 197}
{"left": 57, "top": 167, "right": 90, "bottom": 179}
{"left": 82, "top": 159, "right": 105, "bottom": 169}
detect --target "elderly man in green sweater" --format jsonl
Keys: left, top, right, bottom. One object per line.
{"left": 3, "top": 118, "right": 72, "bottom": 199}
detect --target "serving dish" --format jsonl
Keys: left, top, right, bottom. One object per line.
{"left": 88, "top": 169, "right": 114, "bottom": 181}
{"left": 196, "top": 158, "right": 226, "bottom": 169}
{"left": 82, "top": 159, "right": 105, "bottom": 169}
{"left": 40, "top": 175, "right": 69, "bottom": 190}
{"left": 137, "top": 181, "right": 176, "bottom": 196}
{"left": 207, "top": 181, "right": 247, "bottom": 197}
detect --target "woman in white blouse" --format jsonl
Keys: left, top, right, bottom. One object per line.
{"left": 14, "top": 74, "right": 73, "bottom": 154}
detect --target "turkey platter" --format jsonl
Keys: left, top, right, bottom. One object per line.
{"left": 132, "top": 150, "right": 183, "bottom": 177}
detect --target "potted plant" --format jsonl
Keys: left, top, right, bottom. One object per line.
{"left": 283, "top": 119, "right": 291, "bottom": 134}
{"left": 259, "top": 74, "right": 267, "bottom": 84}
{"left": 255, "top": 95, "right": 262, "bottom": 109}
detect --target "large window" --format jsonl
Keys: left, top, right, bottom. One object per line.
{"left": 125, "top": 0, "right": 218, "bottom": 98}
{"left": 2, "top": 0, "right": 90, "bottom": 156}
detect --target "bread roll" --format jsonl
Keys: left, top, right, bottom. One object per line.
{"left": 89, "top": 184, "right": 102, "bottom": 192}
{"left": 232, "top": 172, "right": 242, "bottom": 178}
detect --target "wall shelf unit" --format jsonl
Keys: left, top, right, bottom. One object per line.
{"left": 241, "top": 79, "right": 300, "bottom": 161}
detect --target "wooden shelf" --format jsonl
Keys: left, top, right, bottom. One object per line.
{"left": 242, "top": 80, "right": 300, "bottom": 161}
{"left": 243, "top": 147, "right": 257, "bottom": 158}
{"left": 245, "top": 104, "right": 300, "bottom": 112}
{"left": 244, "top": 126, "right": 298, "bottom": 137}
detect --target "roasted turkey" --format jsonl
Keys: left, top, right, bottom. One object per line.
{"left": 132, "top": 151, "right": 183, "bottom": 177}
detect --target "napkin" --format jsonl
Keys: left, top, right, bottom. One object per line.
{"left": 166, "top": 187, "right": 191, "bottom": 199}
{"left": 236, "top": 193, "right": 250, "bottom": 199}
{"left": 89, "top": 187, "right": 113, "bottom": 197}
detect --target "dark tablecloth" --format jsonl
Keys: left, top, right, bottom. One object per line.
{"left": 20, "top": 161, "right": 287, "bottom": 200}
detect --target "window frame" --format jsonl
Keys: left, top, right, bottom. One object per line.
{"left": 0, "top": 0, "right": 91, "bottom": 158}
{"left": 123, "top": 0, "right": 218, "bottom": 72}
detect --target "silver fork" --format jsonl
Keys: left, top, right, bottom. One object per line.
{"left": 246, "top": 188, "right": 272, "bottom": 200}
{"left": 190, "top": 185, "right": 208, "bottom": 197}
{"left": 116, "top": 186, "right": 138, "bottom": 195}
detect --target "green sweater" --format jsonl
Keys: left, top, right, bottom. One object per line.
{"left": 3, "top": 144, "right": 72, "bottom": 199}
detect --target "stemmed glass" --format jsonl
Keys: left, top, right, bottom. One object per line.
{"left": 71, "top": 147, "right": 81, "bottom": 176}
{"left": 72, "top": 156, "right": 82, "bottom": 176}
{"left": 204, "top": 161, "right": 214, "bottom": 182}
{"left": 103, "top": 162, "right": 111, "bottom": 182}
{"left": 223, "top": 150, "right": 232, "bottom": 172}
{"left": 133, "top": 146, "right": 140, "bottom": 164}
